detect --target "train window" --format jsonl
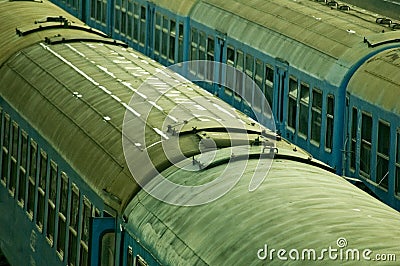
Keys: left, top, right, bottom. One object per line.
{"left": 154, "top": 12, "right": 161, "bottom": 55}
{"left": 39, "top": 150, "right": 47, "bottom": 193}
{"left": 91, "top": 0, "right": 95, "bottom": 19}
{"left": 101, "top": 0, "right": 106, "bottom": 24}
{"left": 68, "top": 184, "right": 80, "bottom": 266}
{"left": 245, "top": 54, "right": 254, "bottom": 78}
{"left": 235, "top": 50, "right": 244, "bottom": 71}
{"left": 128, "top": 0, "right": 133, "bottom": 13}
{"left": 27, "top": 140, "right": 37, "bottom": 219}
{"left": 376, "top": 120, "right": 390, "bottom": 189}
{"left": 133, "top": 3, "right": 139, "bottom": 42}
{"left": 360, "top": 112, "right": 372, "bottom": 178}
{"left": 265, "top": 64, "right": 274, "bottom": 107}
{"left": 169, "top": 20, "right": 176, "bottom": 63}
{"left": 139, "top": 6, "right": 146, "bottom": 46}
{"left": 288, "top": 77, "right": 298, "bottom": 130}
{"left": 299, "top": 83, "right": 309, "bottom": 138}
{"left": 325, "top": 95, "right": 335, "bottom": 151}
{"left": 198, "top": 31, "right": 206, "bottom": 78}
{"left": 80, "top": 197, "right": 91, "bottom": 266}
{"left": 178, "top": 23, "right": 184, "bottom": 62}
{"left": 207, "top": 37, "right": 214, "bottom": 61}
{"left": 11, "top": 122, "right": 18, "bottom": 159}
{"left": 18, "top": 131, "right": 28, "bottom": 205}
{"left": 46, "top": 161, "right": 57, "bottom": 245}
{"left": 311, "top": 88, "right": 322, "bottom": 145}
{"left": 127, "top": 7, "right": 133, "bottom": 39}
{"left": 1, "top": 114, "right": 10, "bottom": 186}
{"left": 255, "top": 59, "right": 263, "bottom": 92}
{"left": 70, "top": 184, "right": 80, "bottom": 231}
{"left": 199, "top": 31, "right": 206, "bottom": 60}
{"left": 94, "top": 207, "right": 101, "bottom": 217}
{"left": 190, "top": 28, "right": 198, "bottom": 61}
{"left": 36, "top": 150, "right": 47, "bottom": 231}
{"left": 227, "top": 45, "right": 235, "bottom": 67}
{"left": 350, "top": 108, "right": 358, "bottom": 171}
{"left": 115, "top": 9, "right": 121, "bottom": 34}
{"left": 100, "top": 232, "right": 115, "bottom": 266}
{"left": 121, "top": 10, "right": 127, "bottom": 35}
{"left": 9, "top": 122, "right": 19, "bottom": 195}
{"left": 396, "top": 130, "right": 400, "bottom": 196}
{"left": 91, "top": 0, "right": 107, "bottom": 24}
{"left": 136, "top": 255, "right": 148, "bottom": 266}
{"left": 68, "top": 229, "right": 78, "bottom": 266}
{"left": 3, "top": 114, "right": 10, "bottom": 149}
{"left": 57, "top": 172, "right": 69, "bottom": 259}
{"left": 127, "top": 246, "right": 133, "bottom": 266}
{"left": 161, "top": 16, "right": 169, "bottom": 59}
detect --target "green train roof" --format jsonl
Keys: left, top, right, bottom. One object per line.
{"left": 124, "top": 147, "right": 400, "bottom": 265}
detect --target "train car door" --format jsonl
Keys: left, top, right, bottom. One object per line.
{"left": 274, "top": 58, "right": 289, "bottom": 134}
{"left": 90, "top": 217, "right": 116, "bottom": 266}
{"left": 214, "top": 33, "right": 237, "bottom": 106}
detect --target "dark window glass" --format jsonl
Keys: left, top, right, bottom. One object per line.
{"left": 57, "top": 216, "right": 66, "bottom": 258}
{"left": 3, "top": 114, "right": 10, "bottom": 149}
{"left": 254, "top": 59, "right": 263, "bottom": 92}
{"left": 227, "top": 45, "right": 234, "bottom": 66}
{"left": 39, "top": 150, "right": 47, "bottom": 191}
{"left": 350, "top": 108, "right": 358, "bottom": 171}
{"left": 11, "top": 123, "right": 18, "bottom": 158}
{"left": 288, "top": 77, "right": 298, "bottom": 129}
{"left": 133, "top": 3, "right": 139, "bottom": 42}
{"left": 190, "top": 28, "right": 198, "bottom": 61}
{"left": 68, "top": 230, "right": 78, "bottom": 266}
{"left": 169, "top": 20, "right": 176, "bottom": 62}
{"left": 299, "top": 83, "right": 309, "bottom": 137}
{"left": 47, "top": 161, "right": 57, "bottom": 244}
{"left": 178, "top": 23, "right": 184, "bottom": 62}
{"left": 27, "top": 141, "right": 37, "bottom": 217}
{"left": 70, "top": 185, "right": 79, "bottom": 231}
{"left": 360, "top": 113, "right": 372, "bottom": 178}
{"left": 235, "top": 50, "right": 244, "bottom": 71}
{"left": 1, "top": 148, "right": 8, "bottom": 185}
{"left": 265, "top": 65, "right": 274, "bottom": 107}
{"left": 325, "top": 95, "right": 335, "bottom": 151}
{"left": 311, "top": 88, "right": 322, "bottom": 145}
{"left": 245, "top": 53, "right": 254, "bottom": 78}
{"left": 100, "top": 232, "right": 115, "bottom": 266}
{"left": 80, "top": 198, "right": 91, "bottom": 266}
{"left": 127, "top": 246, "right": 133, "bottom": 266}
{"left": 139, "top": 6, "right": 146, "bottom": 45}
{"left": 136, "top": 255, "right": 148, "bottom": 266}
{"left": 377, "top": 121, "right": 390, "bottom": 189}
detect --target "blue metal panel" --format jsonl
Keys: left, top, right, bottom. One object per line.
{"left": 345, "top": 94, "right": 400, "bottom": 211}
{"left": 89, "top": 217, "right": 115, "bottom": 266}
{"left": 122, "top": 229, "right": 160, "bottom": 266}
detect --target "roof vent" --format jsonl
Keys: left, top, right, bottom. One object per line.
{"left": 392, "top": 23, "right": 400, "bottom": 30}
{"left": 338, "top": 5, "right": 350, "bottom": 11}
{"left": 376, "top": 18, "right": 392, "bottom": 26}
{"left": 326, "top": 1, "right": 337, "bottom": 7}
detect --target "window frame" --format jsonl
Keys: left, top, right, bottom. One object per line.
{"left": 360, "top": 112, "right": 372, "bottom": 179}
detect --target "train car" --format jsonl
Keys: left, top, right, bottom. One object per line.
{"left": 49, "top": 0, "right": 400, "bottom": 211}
{"left": 2, "top": 1, "right": 400, "bottom": 266}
